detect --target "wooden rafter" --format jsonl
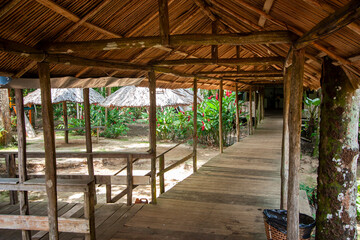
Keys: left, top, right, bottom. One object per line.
{"left": 158, "top": 0, "right": 170, "bottom": 46}
{"left": 294, "top": 0, "right": 360, "bottom": 49}
{"left": 258, "top": 0, "right": 275, "bottom": 27}
{"left": 196, "top": 70, "right": 282, "bottom": 75}
{"left": 0, "top": 0, "right": 22, "bottom": 18}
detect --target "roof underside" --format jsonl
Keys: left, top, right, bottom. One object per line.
{"left": 0, "top": 0, "right": 359, "bottom": 91}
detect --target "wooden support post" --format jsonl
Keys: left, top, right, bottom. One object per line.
{"left": 15, "top": 89, "right": 31, "bottom": 240}
{"left": 235, "top": 83, "right": 240, "bottom": 142}
{"left": 6, "top": 154, "right": 18, "bottom": 204}
{"left": 287, "top": 49, "right": 304, "bottom": 239}
{"left": 126, "top": 155, "right": 133, "bottom": 206}
{"left": 193, "top": 78, "right": 198, "bottom": 172}
{"left": 261, "top": 89, "right": 265, "bottom": 121}
{"left": 316, "top": 57, "right": 359, "bottom": 239}
{"left": 62, "top": 102, "right": 68, "bottom": 144}
{"left": 84, "top": 181, "right": 96, "bottom": 240}
{"left": 83, "top": 88, "right": 96, "bottom": 204}
{"left": 38, "top": 62, "right": 59, "bottom": 240}
{"left": 219, "top": 79, "right": 224, "bottom": 153}
{"left": 254, "top": 91, "right": 258, "bottom": 129}
{"left": 281, "top": 66, "right": 291, "bottom": 209}
{"left": 159, "top": 155, "right": 165, "bottom": 194}
{"left": 148, "top": 70, "right": 157, "bottom": 204}
{"left": 158, "top": 0, "right": 170, "bottom": 46}
{"left": 249, "top": 87, "right": 253, "bottom": 135}
{"left": 106, "top": 184, "right": 112, "bottom": 203}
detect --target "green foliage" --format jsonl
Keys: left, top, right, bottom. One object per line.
{"left": 101, "top": 122, "right": 129, "bottom": 138}
{"left": 0, "top": 127, "right": 7, "bottom": 139}
{"left": 300, "top": 183, "right": 317, "bottom": 207}
{"left": 155, "top": 90, "right": 247, "bottom": 146}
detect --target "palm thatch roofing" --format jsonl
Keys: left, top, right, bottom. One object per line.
{"left": 0, "top": 0, "right": 359, "bottom": 91}
{"left": 24, "top": 88, "right": 105, "bottom": 105}
{"left": 100, "top": 86, "right": 201, "bottom": 108}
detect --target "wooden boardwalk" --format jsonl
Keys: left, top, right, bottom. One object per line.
{"left": 112, "top": 115, "right": 283, "bottom": 239}
{"left": 0, "top": 115, "right": 283, "bottom": 239}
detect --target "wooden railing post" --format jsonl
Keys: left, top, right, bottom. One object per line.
{"left": 219, "top": 79, "right": 224, "bottom": 153}
{"left": 6, "top": 154, "right": 18, "bottom": 204}
{"left": 127, "top": 154, "right": 133, "bottom": 206}
{"left": 148, "top": 70, "right": 157, "bottom": 204}
{"left": 38, "top": 62, "right": 59, "bottom": 240}
{"left": 106, "top": 184, "right": 112, "bottom": 203}
{"left": 193, "top": 78, "right": 198, "bottom": 172}
{"left": 159, "top": 155, "right": 165, "bottom": 194}
{"left": 62, "top": 101, "right": 68, "bottom": 144}
{"left": 235, "top": 83, "right": 240, "bottom": 142}
{"left": 84, "top": 180, "right": 96, "bottom": 240}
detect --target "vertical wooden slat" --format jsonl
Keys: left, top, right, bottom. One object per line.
{"left": 127, "top": 154, "right": 133, "bottom": 206}
{"left": 193, "top": 78, "right": 198, "bottom": 172}
{"left": 211, "top": 20, "right": 218, "bottom": 60}
{"left": 235, "top": 83, "right": 240, "bottom": 142}
{"left": 281, "top": 66, "right": 291, "bottom": 209}
{"left": 159, "top": 155, "right": 165, "bottom": 194}
{"left": 62, "top": 102, "right": 68, "bottom": 144}
{"left": 15, "top": 89, "right": 31, "bottom": 240}
{"left": 287, "top": 49, "right": 305, "bottom": 239}
{"left": 249, "top": 87, "right": 253, "bottom": 135}
{"left": 148, "top": 70, "right": 157, "bottom": 204}
{"left": 38, "top": 62, "right": 59, "bottom": 240}
{"left": 158, "top": 0, "right": 170, "bottom": 46}
{"left": 219, "top": 79, "right": 223, "bottom": 153}
{"left": 84, "top": 181, "right": 96, "bottom": 240}
{"left": 6, "top": 154, "right": 18, "bottom": 204}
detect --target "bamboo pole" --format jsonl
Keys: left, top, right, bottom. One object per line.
{"left": 62, "top": 102, "right": 68, "bottom": 144}
{"left": 287, "top": 49, "right": 305, "bottom": 239}
{"left": 148, "top": 70, "right": 157, "bottom": 204}
{"left": 193, "top": 78, "right": 198, "bottom": 172}
{"left": 219, "top": 79, "right": 223, "bottom": 153}
{"left": 38, "top": 62, "right": 59, "bottom": 240}
{"left": 15, "top": 89, "right": 31, "bottom": 240}
{"left": 235, "top": 83, "right": 240, "bottom": 142}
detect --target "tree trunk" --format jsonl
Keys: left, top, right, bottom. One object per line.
{"left": 316, "top": 57, "right": 359, "bottom": 240}
{"left": 0, "top": 89, "right": 11, "bottom": 145}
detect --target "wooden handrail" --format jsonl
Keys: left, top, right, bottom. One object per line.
{"left": 157, "top": 153, "right": 193, "bottom": 176}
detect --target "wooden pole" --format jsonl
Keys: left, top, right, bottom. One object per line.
{"left": 15, "top": 89, "right": 31, "bottom": 240}
{"left": 193, "top": 78, "right": 198, "bottom": 172}
{"left": 211, "top": 20, "right": 218, "bottom": 60}
{"left": 219, "top": 79, "right": 224, "bottom": 153}
{"left": 6, "top": 154, "right": 18, "bottom": 204}
{"left": 281, "top": 66, "right": 291, "bottom": 209}
{"left": 83, "top": 88, "right": 96, "bottom": 205}
{"left": 158, "top": 0, "right": 170, "bottom": 46}
{"left": 104, "top": 88, "right": 111, "bottom": 126}
{"left": 38, "top": 62, "right": 59, "bottom": 240}
{"left": 127, "top": 154, "right": 133, "bottom": 206}
{"left": 254, "top": 90, "right": 258, "bottom": 129}
{"left": 159, "top": 155, "right": 165, "bottom": 194}
{"left": 235, "top": 83, "right": 240, "bottom": 142}
{"left": 287, "top": 49, "right": 304, "bottom": 239}
{"left": 316, "top": 57, "right": 359, "bottom": 239}
{"left": 62, "top": 102, "right": 68, "bottom": 144}
{"left": 249, "top": 87, "right": 253, "bottom": 135}
{"left": 148, "top": 70, "right": 157, "bottom": 204}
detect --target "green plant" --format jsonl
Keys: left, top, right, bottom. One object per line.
{"left": 101, "top": 122, "right": 129, "bottom": 138}
{"left": 0, "top": 127, "right": 7, "bottom": 139}
{"left": 300, "top": 183, "right": 317, "bottom": 207}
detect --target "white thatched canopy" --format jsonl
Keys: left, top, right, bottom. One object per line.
{"left": 24, "top": 88, "right": 105, "bottom": 105}
{"left": 100, "top": 86, "right": 201, "bottom": 108}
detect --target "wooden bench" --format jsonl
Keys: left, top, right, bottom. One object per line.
{"left": 0, "top": 178, "right": 96, "bottom": 239}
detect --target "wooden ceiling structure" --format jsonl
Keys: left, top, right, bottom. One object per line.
{"left": 0, "top": 0, "right": 359, "bottom": 91}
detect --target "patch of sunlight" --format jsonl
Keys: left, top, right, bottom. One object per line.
{"left": 68, "top": 193, "right": 83, "bottom": 200}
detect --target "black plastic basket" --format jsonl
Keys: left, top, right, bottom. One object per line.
{"left": 263, "top": 209, "right": 315, "bottom": 240}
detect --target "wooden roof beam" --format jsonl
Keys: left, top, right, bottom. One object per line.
{"left": 294, "top": 0, "right": 360, "bottom": 50}
{"left": 152, "top": 57, "right": 284, "bottom": 67}
{"left": 158, "top": 0, "right": 170, "bottom": 46}
{"left": 0, "top": 0, "right": 22, "bottom": 18}
{"left": 258, "top": 0, "right": 275, "bottom": 27}
{"left": 302, "top": 0, "right": 360, "bottom": 36}
{"left": 45, "top": 31, "right": 295, "bottom": 53}
{"left": 234, "top": 0, "right": 357, "bottom": 70}
{"left": 196, "top": 70, "right": 282, "bottom": 75}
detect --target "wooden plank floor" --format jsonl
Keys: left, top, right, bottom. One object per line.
{"left": 111, "top": 114, "right": 283, "bottom": 240}
{"left": 0, "top": 201, "right": 144, "bottom": 240}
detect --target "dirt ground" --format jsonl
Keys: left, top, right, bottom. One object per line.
{"left": 0, "top": 123, "right": 226, "bottom": 204}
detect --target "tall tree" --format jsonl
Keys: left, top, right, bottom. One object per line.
{"left": 0, "top": 89, "right": 11, "bottom": 145}
{"left": 316, "top": 57, "right": 359, "bottom": 239}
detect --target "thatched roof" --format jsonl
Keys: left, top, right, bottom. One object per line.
{"left": 24, "top": 88, "right": 105, "bottom": 105}
{"left": 100, "top": 86, "right": 200, "bottom": 108}
{"left": 0, "top": 1, "right": 359, "bottom": 91}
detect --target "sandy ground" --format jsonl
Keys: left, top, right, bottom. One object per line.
{"left": 0, "top": 123, "right": 229, "bottom": 204}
